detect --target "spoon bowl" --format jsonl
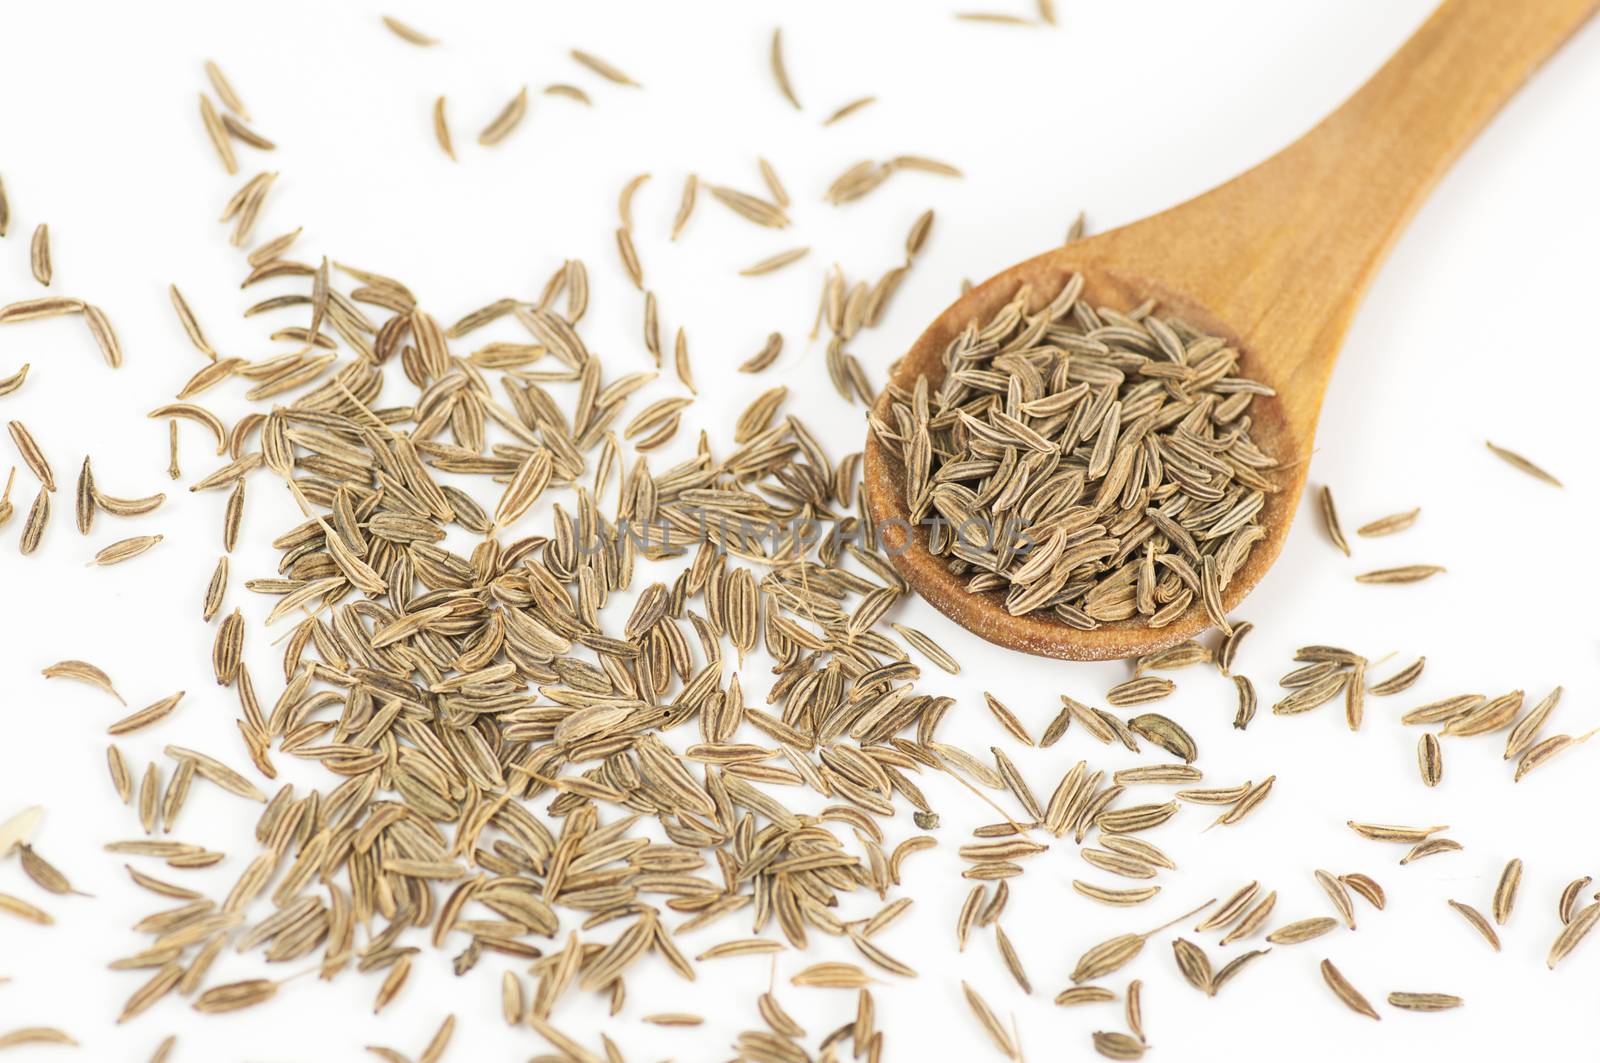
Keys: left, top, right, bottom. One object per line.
{"left": 864, "top": 0, "right": 1598, "bottom": 660}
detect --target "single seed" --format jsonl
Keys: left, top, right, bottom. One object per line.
{"left": 1417, "top": 732, "right": 1442, "bottom": 786}
{"left": 769, "top": 28, "right": 800, "bottom": 109}
{"left": 478, "top": 87, "right": 528, "bottom": 146}
{"left": 1355, "top": 564, "right": 1445, "bottom": 584}
{"left": 1319, "top": 959, "right": 1379, "bottom": 1020}
{"left": 1317, "top": 486, "right": 1349, "bottom": 556}
{"left": 1356, "top": 508, "right": 1420, "bottom": 537}
{"left": 1387, "top": 992, "right": 1462, "bottom": 1011}
{"left": 382, "top": 15, "right": 438, "bottom": 45}
{"left": 1485, "top": 440, "right": 1560, "bottom": 486}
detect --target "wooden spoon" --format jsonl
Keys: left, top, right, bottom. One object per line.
{"left": 863, "top": 0, "right": 1597, "bottom": 661}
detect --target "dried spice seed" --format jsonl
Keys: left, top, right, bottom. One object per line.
{"left": 1356, "top": 508, "right": 1420, "bottom": 537}
{"left": 42, "top": 659, "right": 124, "bottom": 703}
{"left": 93, "top": 534, "right": 164, "bottom": 566}
{"left": 1505, "top": 686, "right": 1562, "bottom": 761}
{"left": 1347, "top": 822, "right": 1448, "bottom": 843}
{"left": 1387, "top": 992, "right": 1462, "bottom": 1011}
{"left": 825, "top": 96, "right": 877, "bottom": 125}
{"left": 571, "top": 49, "right": 640, "bottom": 87}
{"left": 382, "top": 15, "right": 438, "bottom": 45}
{"left": 30, "top": 223, "right": 51, "bottom": 286}
{"left": 1319, "top": 959, "right": 1379, "bottom": 1020}
{"left": 1447, "top": 900, "right": 1500, "bottom": 951}
{"left": 1400, "top": 838, "right": 1462, "bottom": 864}
{"left": 20, "top": 486, "right": 48, "bottom": 555}
{"left": 1317, "top": 486, "right": 1349, "bottom": 556}
{"left": 433, "top": 97, "right": 454, "bottom": 160}
{"left": 1266, "top": 917, "right": 1338, "bottom": 945}
{"left": 1549, "top": 902, "right": 1600, "bottom": 967}
{"left": 1091, "top": 1031, "right": 1146, "bottom": 1060}
{"left": 769, "top": 29, "right": 801, "bottom": 109}
{"left": 740, "top": 247, "right": 811, "bottom": 276}
{"left": 478, "top": 87, "right": 528, "bottom": 146}
{"left": 1559, "top": 878, "right": 1592, "bottom": 925}
{"left": 8, "top": 420, "right": 55, "bottom": 491}
{"left": 1355, "top": 564, "right": 1445, "bottom": 584}
{"left": 1417, "top": 733, "right": 1442, "bottom": 786}
{"left": 1370, "top": 656, "right": 1425, "bottom": 696}
{"left": 1340, "top": 874, "right": 1385, "bottom": 910}
{"left": 1485, "top": 440, "right": 1561, "bottom": 486}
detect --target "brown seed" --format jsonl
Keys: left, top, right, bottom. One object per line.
{"left": 1387, "top": 992, "right": 1463, "bottom": 1011}
{"left": 0, "top": 363, "right": 27, "bottom": 397}
{"left": 381, "top": 15, "right": 437, "bottom": 45}
{"left": 374, "top": 956, "right": 411, "bottom": 1012}
{"left": 203, "top": 555, "right": 228, "bottom": 621}
{"left": 108, "top": 745, "right": 133, "bottom": 803}
{"left": 1315, "top": 870, "right": 1356, "bottom": 929}
{"left": 739, "top": 247, "right": 811, "bottom": 277}
{"left": 92, "top": 534, "right": 164, "bottom": 567}
{"left": 0, "top": 892, "right": 52, "bottom": 925}
{"left": 1559, "top": 878, "right": 1591, "bottom": 924}
{"left": 1171, "top": 937, "right": 1213, "bottom": 994}
{"left": 1550, "top": 901, "right": 1600, "bottom": 967}
{"left": 615, "top": 227, "right": 643, "bottom": 288}
{"left": 1220, "top": 891, "right": 1277, "bottom": 945}
{"left": 42, "top": 659, "right": 124, "bottom": 703}
{"left": 1091, "top": 1031, "right": 1146, "bottom": 1060}
{"left": 8, "top": 420, "right": 54, "bottom": 491}
{"left": 433, "top": 97, "right": 454, "bottom": 160}
{"left": 1355, "top": 564, "right": 1445, "bottom": 584}
{"left": 20, "top": 485, "right": 48, "bottom": 554}
{"left": 1417, "top": 733, "right": 1442, "bottom": 787}
{"left": 199, "top": 94, "right": 238, "bottom": 174}
{"left": 1347, "top": 822, "right": 1448, "bottom": 843}
{"left": 84, "top": 305, "right": 122, "bottom": 368}
{"left": 1447, "top": 900, "right": 1500, "bottom": 951}
{"left": 1211, "top": 948, "right": 1271, "bottom": 994}
{"left": 671, "top": 173, "right": 698, "bottom": 240}
{"left": 1317, "top": 486, "right": 1349, "bottom": 556}
{"left": 1370, "top": 655, "right": 1425, "bottom": 695}
{"left": 769, "top": 28, "right": 800, "bottom": 109}
{"left": 29, "top": 223, "right": 51, "bottom": 286}
{"left": 1505, "top": 686, "right": 1563, "bottom": 760}
{"left": 1055, "top": 986, "right": 1117, "bottom": 1006}
{"left": 1232, "top": 675, "right": 1257, "bottom": 730}
{"left": 1357, "top": 508, "right": 1420, "bottom": 537}
{"left": 1340, "top": 874, "right": 1384, "bottom": 910}
{"left": 18, "top": 844, "right": 78, "bottom": 896}
{"left": 204, "top": 60, "right": 248, "bottom": 119}
{"left": 543, "top": 83, "right": 591, "bottom": 105}
{"left": 0, "top": 1028, "right": 78, "bottom": 1049}
{"left": 1484, "top": 858, "right": 1523, "bottom": 922}
{"left": 570, "top": 49, "right": 640, "bottom": 87}
{"left": 1515, "top": 730, "right": 1598, "bottom": 781}
{"left": 1400, "top": 837, "right": 1462, "bottom": 864}
{"left": 1485, "top": 440, "right": 1561, "bottom": 486}
{"left": 74, "top": 457, "right": 95, "bottom": 533}
{"left": 194, "top": 978, "right": 279, "bottom": 1014}
{"left": 0, "top": 296, "right": 84, "bottom": 323}
{"left": 1319, "top": 958, "right": 1379, "bottom": 1020}
{"left": 478, "top": 87, "right": 528, "bottom": 146}
{"left": 960, "top": 982, "right": 1016, "bottom": 1059}
{"left": 1266, "top": 917, "right": 1338, "bottom": 945}
{"left": 825, "top": 95, "right": 878, "bottom": 126}
{"left": 1195, "top": 882, "right": 1259, "bottom": 932}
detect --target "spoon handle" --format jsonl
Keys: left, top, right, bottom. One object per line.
{"left": 1106, "top": 0, "right": 1598, "bottom": 422}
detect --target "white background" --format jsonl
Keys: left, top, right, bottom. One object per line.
{"left": 3, "top": 1, "right": 1599, "bottom": 1060}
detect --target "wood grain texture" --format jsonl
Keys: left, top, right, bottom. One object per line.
{"left": 865, "top": 0, "right": 1599, "bottom": 660}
